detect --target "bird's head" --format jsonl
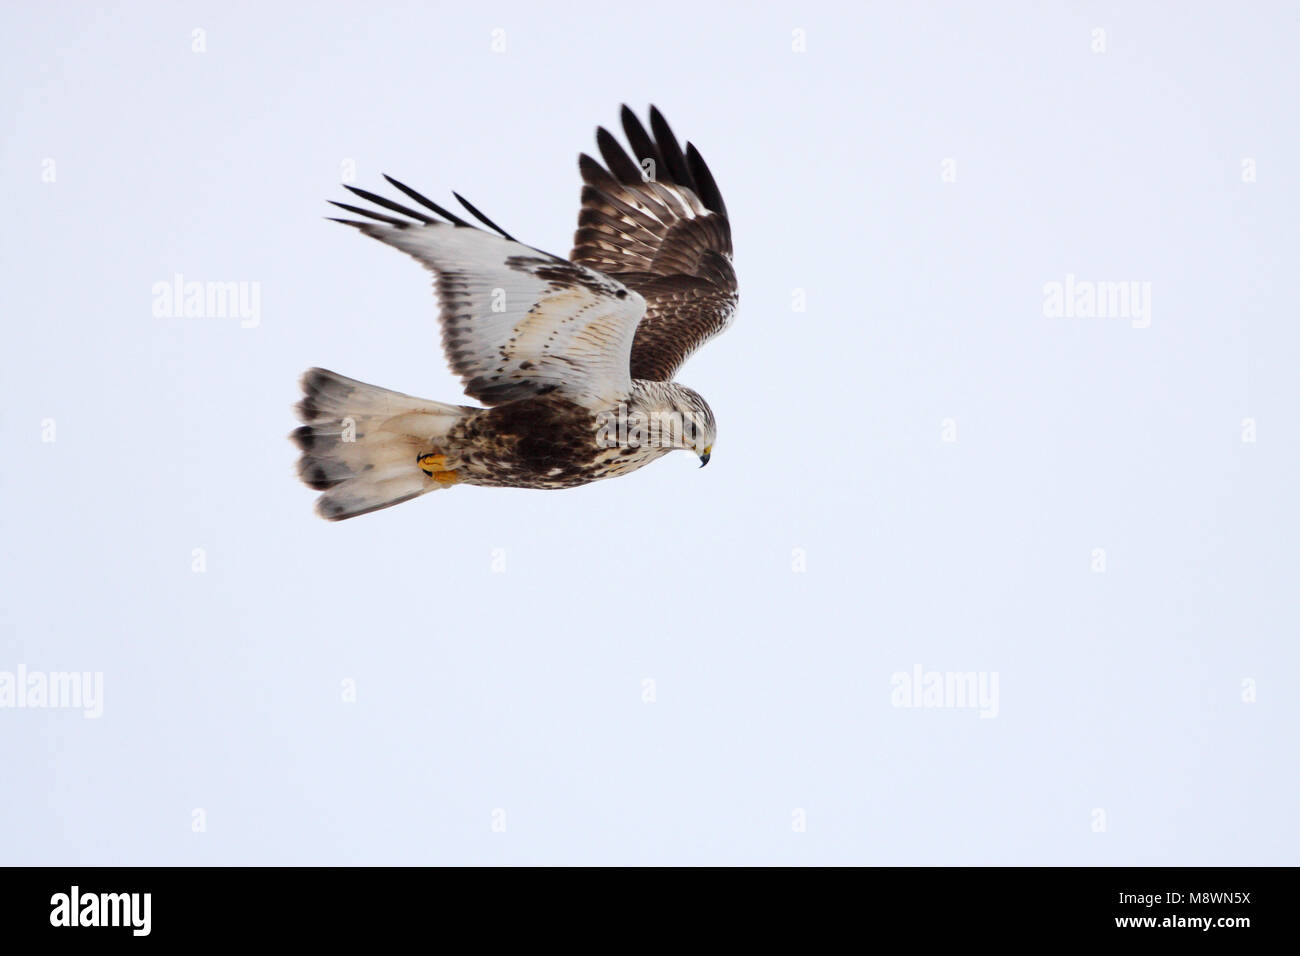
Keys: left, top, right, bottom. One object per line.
{"left": 665, "top": 384, "right": 716, "bottom": 467}
{"left": 622, "top": 381, "right": 716, "bottom": 466}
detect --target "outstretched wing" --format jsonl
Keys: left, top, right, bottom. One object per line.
{"left": 570, "top": 106, "right": 737, "bottom": 382}
{"left": 329, "top": 179, "right": 645, "bottom": 409}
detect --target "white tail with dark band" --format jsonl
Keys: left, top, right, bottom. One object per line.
{"left": 292, "top": 368, "right": 463, "bottom": 520}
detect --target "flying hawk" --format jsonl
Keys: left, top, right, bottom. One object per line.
{"left": 293, "top": 106, "right": 736, "bottom": 520}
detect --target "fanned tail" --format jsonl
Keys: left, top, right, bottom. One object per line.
{"left": 292, "top": 367, "right": 464, "bottom": 520}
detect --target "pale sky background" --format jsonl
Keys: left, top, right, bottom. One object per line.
{"left": 2, "top": 1, "right": 1296, "bottom": 865}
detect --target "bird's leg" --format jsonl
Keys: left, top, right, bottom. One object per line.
{"left": 417, "top": 452, "right": 461, "bottom": 485}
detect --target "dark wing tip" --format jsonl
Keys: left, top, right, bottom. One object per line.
{"left": 685, "top": 142, "right": 727, "bottom": 218}
{"left": 326, "top": 200, "right": 409, "bottom": 228}
{"left": 342, "top": 184, "right": 433, "bottom": 224}
{"left": 451, "top": 191, "right": 516, "bottom": 240}
{"left": 647, "top": 106, "right": 694, "bottom": 190}
{"left": 380, "top": 175, "right": 473, "bottom": 228}
{"left": 595, "top": 125, "right": 644, "bottom": 185}
{"left": 620, "top": 105, "right": 662, "bottom": 175}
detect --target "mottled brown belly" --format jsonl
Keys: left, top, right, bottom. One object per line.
{"left": 428, "top": 396, "right": 665, "bottom": 490}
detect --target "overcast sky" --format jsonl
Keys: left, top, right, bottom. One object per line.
{"left": 2, "top": 1, "right": 1296, "bottom": 864}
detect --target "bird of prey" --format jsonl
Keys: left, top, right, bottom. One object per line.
{"left": 293, "top": 105, "right": 736, "bottom": 521}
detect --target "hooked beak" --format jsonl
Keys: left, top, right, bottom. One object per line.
{"left": 698, "top": 446, "right": 712, "bottom": 468}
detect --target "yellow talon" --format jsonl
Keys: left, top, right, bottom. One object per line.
{"left": 418, "top": 453, "right": 460, "bottom": 485}
{"left": 418, "top": 453, "right": 447, "bottom": 474}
